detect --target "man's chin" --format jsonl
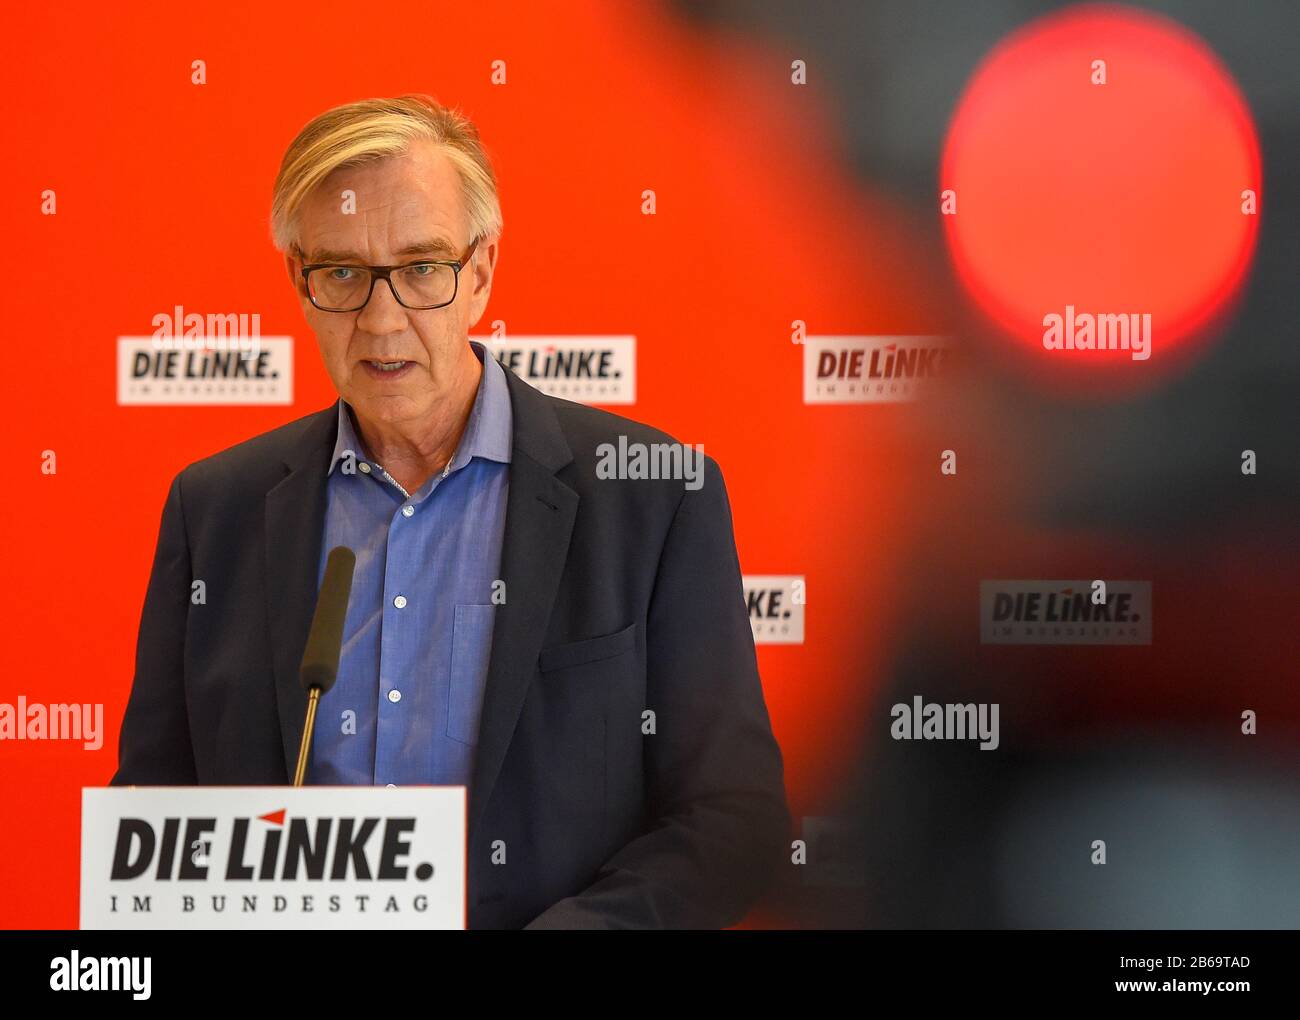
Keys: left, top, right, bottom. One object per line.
{"left": 349, "top": 391, "right": 425, "bottom": 425}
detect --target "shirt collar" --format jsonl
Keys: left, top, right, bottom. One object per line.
{"left": 327, "top": 340, "right": 513, "bottom": 478}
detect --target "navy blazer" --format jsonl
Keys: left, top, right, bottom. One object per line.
{"left": 110, "top": 359, "right": 791, "bottom": 928}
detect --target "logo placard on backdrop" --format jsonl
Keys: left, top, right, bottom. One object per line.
{"left": 81, "top": 787, "right": 466, "bottom": 929}
{"left": 803, "top": 335, "right": 950, "bottom": 403}
{"left": 979, "top": 579, "right": 1153, "bottom": 645}
{"left": 117, "top": 337, "right": 294, "bottom": 405}
{"left": 482, "top": 335, "right": 635, "bottom": 404}
{"left": 744, "top": 575, "right": 806, "bottom": 645}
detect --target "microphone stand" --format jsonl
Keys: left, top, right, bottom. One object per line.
{"left": 292, "top": 544, "right": 357, "bottom": 788}
{"left": 293, "top": 687, "right": 323, "bottom": 788}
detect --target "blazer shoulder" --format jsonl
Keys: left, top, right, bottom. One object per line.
{"left": 543, "top": 393, "right": 722, "bottom": 516}
{"left": 545, "top": 392, "right": 689, "bottom": 450}
{"left": 177, "top": 405, "right": 335, "bottom": 494}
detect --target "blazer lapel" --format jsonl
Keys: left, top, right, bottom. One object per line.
{"left": 266, "top": 407, "right": 337, "bottom": 782}
{"left": 467, "top": 365, "right": 577, "bottom": 841}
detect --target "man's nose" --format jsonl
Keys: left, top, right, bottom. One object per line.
{"left": 355, "top": 274, "right": 409, "bottom": 334}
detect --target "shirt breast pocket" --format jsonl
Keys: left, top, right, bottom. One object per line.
{"left": 448, "top": 603, "right": 497, "bottom": 745}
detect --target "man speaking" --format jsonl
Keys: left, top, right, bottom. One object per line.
{"left": 111, "top": 94, "right": 790, "bottom": 929}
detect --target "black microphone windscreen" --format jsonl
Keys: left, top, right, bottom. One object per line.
{"left": 298, "top": 545, "right": 356, "bottom": 694}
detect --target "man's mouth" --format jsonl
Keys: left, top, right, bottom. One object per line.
{"left": 361, "top": 359, "right": 415, "bottom": 380}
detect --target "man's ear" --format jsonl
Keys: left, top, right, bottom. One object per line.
{"left": 474, "top": 234, "right": 500, "bottom": 285}
{"left": 467, "top": 235, "right": 499, "bottom": 310}
{"left": 465, "top": 236, "right": 499, "bottom": 330}
{"left": 283, "top": 249, "right": 304, "bottom": 296}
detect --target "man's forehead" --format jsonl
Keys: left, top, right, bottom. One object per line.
{"left": 297, "top": 142, "right": 467, "bottom": 258}
{"left": 302, "top": 235, "right": 462, "bottom": 263}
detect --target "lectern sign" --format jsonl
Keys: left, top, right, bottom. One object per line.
{"left": 81, "top": 787, "right": 466, "bottom": 929}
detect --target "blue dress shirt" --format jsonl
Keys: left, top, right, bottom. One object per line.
{"left": 307, "top": 341, "right": 512, "bottom": 789}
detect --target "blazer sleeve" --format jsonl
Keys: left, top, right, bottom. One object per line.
{"left": 109, "top": 470, "right": 198, "bottom": 785}
{"left": 525, "top": 455, "right": 791, "bottom": 928}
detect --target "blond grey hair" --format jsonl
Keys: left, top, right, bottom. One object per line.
{"left": 270, "top": 94, "right": 502, "bottom": 254}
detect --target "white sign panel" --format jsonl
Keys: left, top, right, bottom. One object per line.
{"left": 117, "top": 336, "right": 294, "bottom": 405}
{"left": 81, "top": 786, "right": 465, "bottom": 929}
{"left": 803, "top": 335, "right": 950, "bottom": 404}
{"left": 482, "top": 335, "right": 636, "bottom": 404}
{"left": 744, "top": 574, "right": 806, "bottom": 645}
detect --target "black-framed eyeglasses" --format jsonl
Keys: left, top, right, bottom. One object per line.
{"left": 299, "top": 237, "right": 480, "bottom": 312}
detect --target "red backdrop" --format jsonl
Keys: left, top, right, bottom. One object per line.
{"left": 1, "top": 0, "right": 938, "bottom": 926}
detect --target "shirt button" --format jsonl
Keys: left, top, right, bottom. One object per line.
{"left": 385, "top": 783, "right": 396, "bottom": 788}
{"left": 402, "top": 505, "right": 414, "bottom": 517}
{"left": 359, "top": 462, "right": 372, "bottom": 474}
{"left": 393, "top": 595, "right": 408, "bottom": 609}
{"left": 388, "top": 689, "right": 402, "bottom": 703}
